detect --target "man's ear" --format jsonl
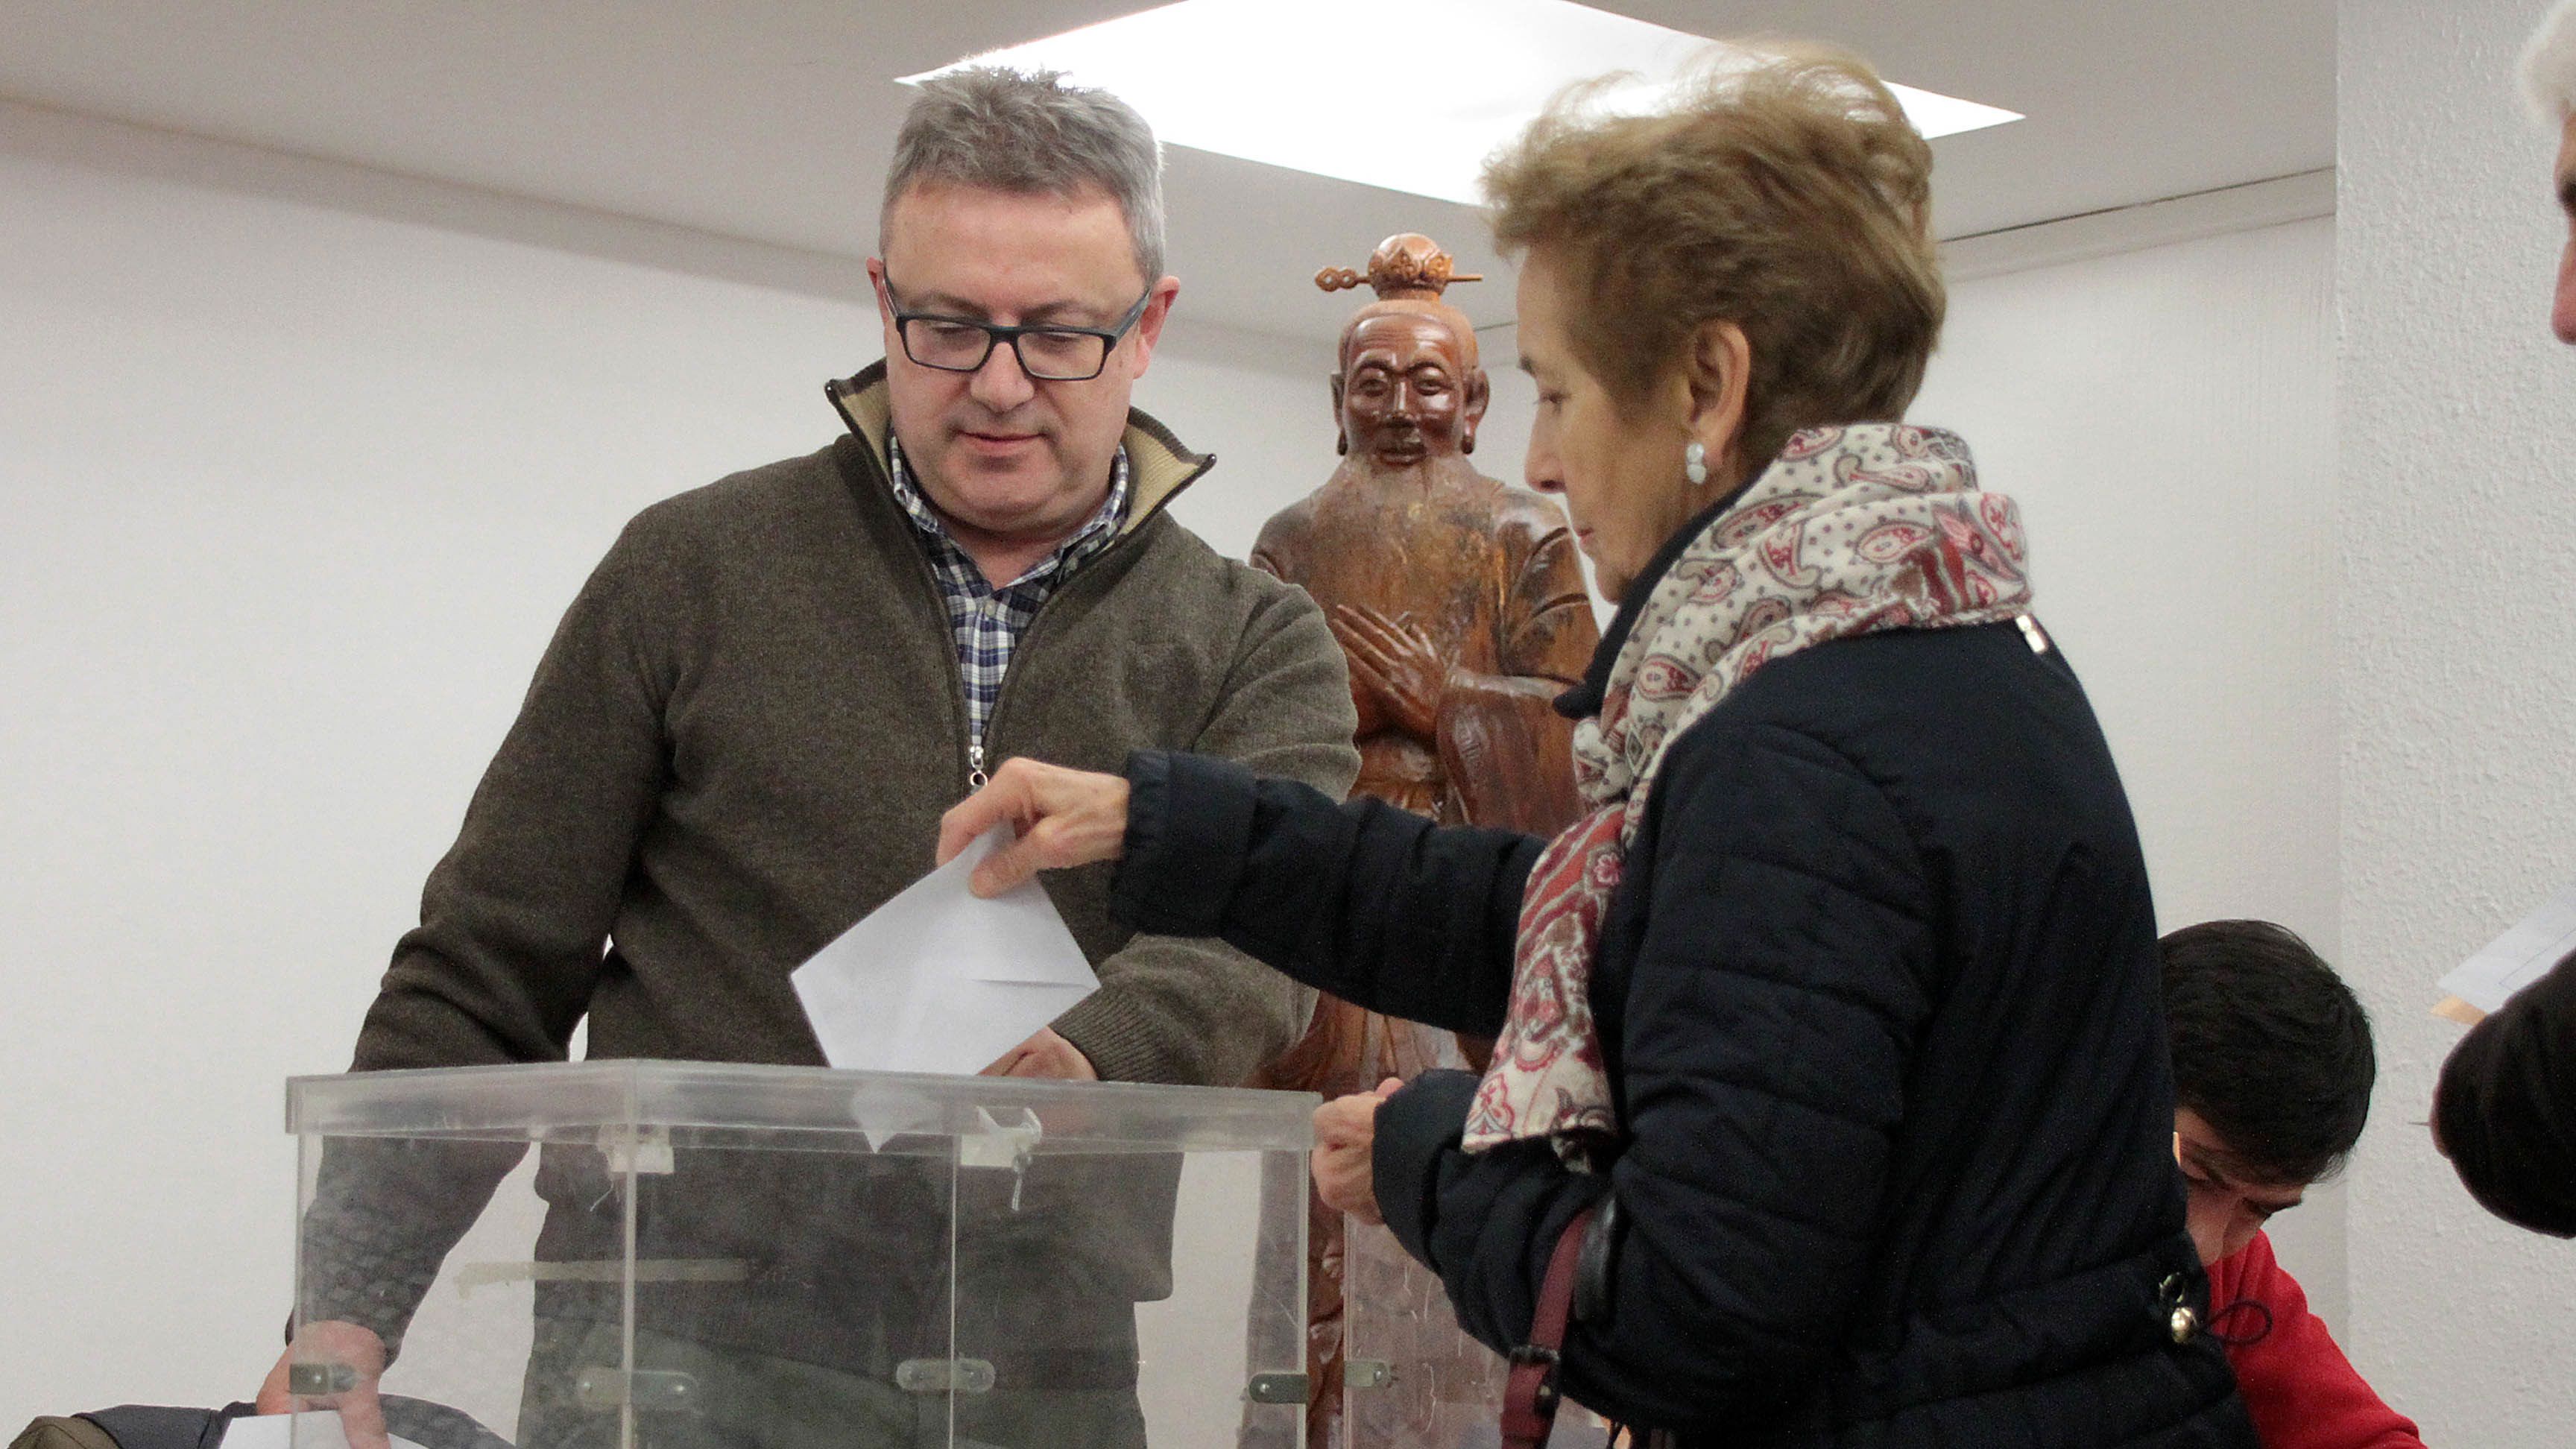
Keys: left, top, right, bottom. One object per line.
{"left": 1330, "top": 372, "right": 1349, "bottom": 455}
{"left": 1125, "top": 275, "right": 1184, "bottom": 379}
{"left": 866, "top": 258, "right": 900, "bottom": 343}
{"left": 1683, "top": 320, "right": 1752, "bottom": 482}
{"left": 1461, "top": 367, "right": 1492, "bottom": 455}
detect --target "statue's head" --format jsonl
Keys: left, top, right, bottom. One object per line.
{"left": 1320, "top": 234, "right": 1491, "bottom": 467}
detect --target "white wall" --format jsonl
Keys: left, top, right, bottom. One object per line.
{"left": 4, "top": 100, "right": 2358, "bottom": 1433}
{"left": 2338, "top": 1, "right": 2576, "bottom": 1442}
{"left": 1923, "top": 218, "right": 2339, "bottom": 960}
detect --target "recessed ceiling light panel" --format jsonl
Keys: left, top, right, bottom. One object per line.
{"left": 903, "top": 0, "right": 2021, "bottom": 206}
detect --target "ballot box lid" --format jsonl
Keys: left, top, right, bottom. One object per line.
{"left": 286, "top": 1058, "right": 1317, "bottom": 1153}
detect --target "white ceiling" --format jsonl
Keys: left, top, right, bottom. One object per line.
{"left": 0, "top": 0, "right": 2332, "bottom": 341}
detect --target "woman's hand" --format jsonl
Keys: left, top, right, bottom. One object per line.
{"left": 1314, "top": 1077, "right": 1405, "bottom": 1225}
{"left": 937, "top": 757, "right": 1131, "bottom": 897}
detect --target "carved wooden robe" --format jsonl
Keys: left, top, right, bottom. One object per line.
{"left": 1245, "top": 243, "right": 1600, "bottom": 1447}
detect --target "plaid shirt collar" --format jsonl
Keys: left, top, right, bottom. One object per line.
{"left": 884, "top": 435, "right": 1130, "bottom": 590}
{"left": 886, "top": 434, "right": 1131, "bottom": 750}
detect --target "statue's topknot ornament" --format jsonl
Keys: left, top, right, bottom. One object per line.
{"left": 1314, "top": 231, "right": 1483, "bottom": 301}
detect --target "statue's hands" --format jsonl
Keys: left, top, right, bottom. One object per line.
{"left": 1333, "top": 606, "right": 1449, "bottom": 741}
{"left": 1345, "top": 662, "right": 1386, "bottom": 736}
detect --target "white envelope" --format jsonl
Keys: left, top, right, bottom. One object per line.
{"left": 2438, "top": 879, "right": 2576, "bottom": 1016}
{"left": 220, "top": 1413, "right": 427, "bottom": 1449}
{"left": 792, "top": 826, "right": 1098, "bottom": 1077}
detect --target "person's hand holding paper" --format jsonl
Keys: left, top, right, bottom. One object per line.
{"left": 934, "top": 757, "right": 1133, "bottom": 897}
{"left": 792, "top": 826, "right": 1099, "bottom": 1077}
{"left": 982, "top": 1025, "right": 1099, "bottom": 1079}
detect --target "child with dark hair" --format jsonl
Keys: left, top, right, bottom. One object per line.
{"left": 2161, "top": 921, "right": 2423, "bottom": 1449}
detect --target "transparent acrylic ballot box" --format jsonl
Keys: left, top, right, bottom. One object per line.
{"left": 1341, "top": 1219, "right": 1611, "bottom": 1449}
{"left": 286, "top": 1061, "right": 1314, "bottom": 1449}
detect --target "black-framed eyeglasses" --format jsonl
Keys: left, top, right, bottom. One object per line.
{"left": 880, "top": 274, "right": 1152, "bottom": 382}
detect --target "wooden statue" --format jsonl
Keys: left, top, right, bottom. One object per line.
{"left": 1247, "top": 233, "right": 1600, "bottom": 1449}
{"left": 1254, "top": 233, "right": 1597, "bottom": 830}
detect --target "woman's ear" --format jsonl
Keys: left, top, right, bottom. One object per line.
{"left": 1683, "top": 321, "right": 1752, "bottom": 482}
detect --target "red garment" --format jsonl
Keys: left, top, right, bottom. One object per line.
{"left": 2206, "top": 1231, "right": 2425, "bottom": 1448}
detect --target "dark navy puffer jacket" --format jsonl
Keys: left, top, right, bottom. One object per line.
{"left": 1110, "top": 525, "right": 2253, "bottom": 1447}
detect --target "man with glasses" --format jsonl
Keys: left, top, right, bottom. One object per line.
{"left": 263, "top": 68, "right": 1359, "bottom": 1449}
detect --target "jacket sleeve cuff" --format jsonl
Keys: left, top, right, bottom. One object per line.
{"left": 1111, "top": 748, "right": 1257, "bottom": 935}
{"left": 1373, "top": 1069, "right": 1480, "bottom": 1267}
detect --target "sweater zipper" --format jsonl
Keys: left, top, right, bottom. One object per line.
{"left": 980, "top": 506, "right": 1154, "bottom": 787}
{"left": 876, "top": 479, "right": 979, "bottom": 800}
{"left": 850, "top": 427, "right": 1207, "bottom": 801}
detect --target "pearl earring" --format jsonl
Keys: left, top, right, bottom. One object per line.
{"left": 1684, "top": 440, "right": 1710, "bottom": 487}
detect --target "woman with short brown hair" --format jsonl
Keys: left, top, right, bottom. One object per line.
{"left": 1488, "top": 46, "right": 1945, "bottom": 477}
{"left": 945, "top": 44, "right": 2253, "bottom": 1448}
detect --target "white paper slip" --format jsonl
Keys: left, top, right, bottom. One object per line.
{"left": 2438, "top": 880, "right": 2576, "bottom": 1016}
{"left": 792, "top": 825, "right": 1098, "bottom": 1078}
{"left": 221, "top": 1413, "right": 428, "bottom": 1449}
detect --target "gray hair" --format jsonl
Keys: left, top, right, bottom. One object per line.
{"left": 883, "top": 66, "right": 1167, "bottom": 282}
{"left": 2524, "top": 0, "right": 2576, "bottom": 124}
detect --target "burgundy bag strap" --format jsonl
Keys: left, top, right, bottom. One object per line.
{"left": 1500, "top": 1204, "right": 1599, "bottom": 1449}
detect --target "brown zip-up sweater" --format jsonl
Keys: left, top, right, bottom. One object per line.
{"left": 309, "top": 367, "right": 1360, "bottom": 1363}
{"left": 352, "top": 363, "right": 1357, "bottom": 1087}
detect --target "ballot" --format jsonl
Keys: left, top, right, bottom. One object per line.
{"left": 221, "top": 1414, "right": 428, "bottom": 1449}
{"left": 2436, "top": 879, "right": 2576, "bottom": 1021}
{"left": 792, "top": 826, "right": 1098, "bottom": 1075}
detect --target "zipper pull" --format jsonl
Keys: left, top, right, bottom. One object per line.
{"left": 967, "top": 741, "right": 989, "bottom": 792}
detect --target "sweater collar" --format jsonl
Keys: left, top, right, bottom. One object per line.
{"left": 824, "top": 360, "right": 1215, "bottom": 537}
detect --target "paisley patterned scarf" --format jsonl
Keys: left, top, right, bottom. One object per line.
{"left": 1461, "top": 422, "right": 2037, "bottom": 1164}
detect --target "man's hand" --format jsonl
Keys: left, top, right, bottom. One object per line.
{"left": 254, "top": 1321, "right": 389, "bottom": 1449}
{"left": 938, "top": 757, "right": 1131, "bottom": 897}
{"left": 1332, "top": 606, "right": 1450, "bottom": 742}
{"left": 1315, "top": 1078, "right": 1404, "bottom": 1225}
{"left": 979, "top": 1026, "right": 1100, "bottom": 1081}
